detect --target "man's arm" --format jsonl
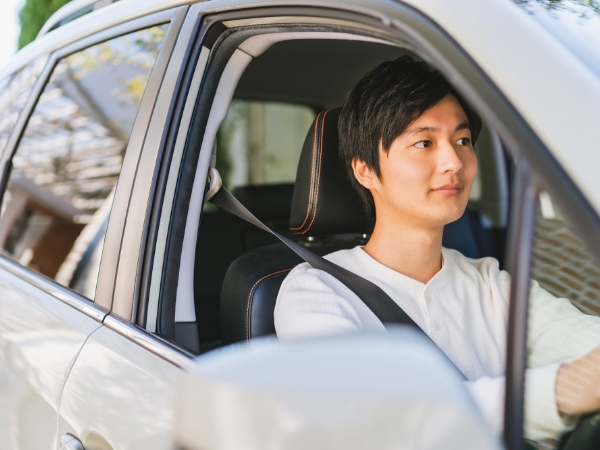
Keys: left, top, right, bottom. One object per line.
{"left": 526, "top": 281, "right": 600, "bottom": 432}
{"left": 466, "top": 365, "right": 571, "bottom": 440}
{"left": 556, "top": 347, "right": 600, "bottom": 415}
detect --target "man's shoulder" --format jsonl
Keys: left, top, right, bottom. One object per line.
{"left": 443, "top": 247, "right": 507, "bottom": 281}
{"left": 322, "top": 246, "right": 360, "bottom": 264}
{"left": 282, "top": 246, "right": 363, "bottom": 286}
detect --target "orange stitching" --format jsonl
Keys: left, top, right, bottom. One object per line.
{"left": 290, "top": 110, "right": 322, "bottom": 231}
{"left": 246, "top": 268, "right": 292, "bottom": 341}
{"left": 301, "top": 108, "right": 335, "bottom": 235}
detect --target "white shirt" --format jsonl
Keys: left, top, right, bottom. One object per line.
{"left": 274, "top": 246, "right": 600, "bottom": 441}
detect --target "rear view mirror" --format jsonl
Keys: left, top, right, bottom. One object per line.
{"left": 175, "top": 327, "right": 501, "bottom": 450}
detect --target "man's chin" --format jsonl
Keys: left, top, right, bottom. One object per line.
{"left": 437, "top": 205, "right": 469, "bottom": 226}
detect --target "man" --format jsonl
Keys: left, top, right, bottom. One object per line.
{"left": 274, "top": 56, "right": 600, "bottom": 441}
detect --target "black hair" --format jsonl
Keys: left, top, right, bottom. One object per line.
{"left": 338, "top": 55, "right": 482, "bottom": 227}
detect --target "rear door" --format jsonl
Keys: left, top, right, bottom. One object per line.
{"left": 0, "top": 53, "right": 101, "bottom": 450}
{"left": 0, "top": 8, "right": 181, "bottom": 450}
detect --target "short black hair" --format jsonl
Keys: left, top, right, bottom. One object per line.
{"left": 338, "top": 55, "right": 482, "bottom": 227}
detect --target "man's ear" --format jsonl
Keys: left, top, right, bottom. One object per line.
{"left": 351, "top": 158, "right": 380, "bottom": 190}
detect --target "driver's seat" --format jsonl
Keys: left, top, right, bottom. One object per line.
{"left": 219, "top": 107, "right": 488, "bottom": 345}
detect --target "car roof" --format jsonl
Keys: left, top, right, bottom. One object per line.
{"left": 4, "top": 0, "right": 600, "bottom": 215}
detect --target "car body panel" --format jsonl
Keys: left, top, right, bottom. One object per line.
{"left": 58, "top": 324, "right": 183, "bottom": 450}
{"left": 0, "top": 256, "right": 103, "bottom": 450}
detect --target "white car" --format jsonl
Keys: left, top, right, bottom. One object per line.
{"left": 0, "top": 0, "right": 599, "bottom": 449}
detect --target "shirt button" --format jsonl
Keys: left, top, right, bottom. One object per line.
{"left": 433, "top": 321, "right": 442, "bottom": 332}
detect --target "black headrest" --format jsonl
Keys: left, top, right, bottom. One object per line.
{"left": 233, "top": 183, "right": 294, "bottom": 221}
{"left": 289, "top": 107, "right": 369, "bottom": 236}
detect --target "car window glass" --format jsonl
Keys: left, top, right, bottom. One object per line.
{"left": 0, "top": 57, "right": 47, "bottom": 157}
{"left": 524, "top": 190, "right": 600, "bottom": 448}
{"left": 0, "top": 24, "right": 168, "bottom": 300}
{"left": 214, "top": 99, "right": 315, "bottom": 192}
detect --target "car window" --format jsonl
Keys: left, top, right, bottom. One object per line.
{"left": 0, "top": 57, "right": 47, "bottom": 158}
{"left": 214, "top": 99, "right": 315, "bottom": 191}
{"left": 524, "top": 190, "right": 600, "bottom": 448}
{"left": 0, "top": 24, "right": 168, "bottom": 300}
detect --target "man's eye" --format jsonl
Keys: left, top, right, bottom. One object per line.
{"left": 414, "top": 140, "right": 432, "bottom": 149}
{"left": 457, "top": 137, "right": 471, "bottom": 146}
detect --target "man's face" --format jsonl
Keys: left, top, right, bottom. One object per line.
{"left": 361, "top": 94, "right": 478, "bottom": 230}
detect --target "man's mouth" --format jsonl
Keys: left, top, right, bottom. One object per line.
{"left": 431, "top": 183, "right": 464, "bottom": 196}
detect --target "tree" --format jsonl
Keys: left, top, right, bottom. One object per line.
{"left": 18, "top": 0, "right": 71, "bottom": 49}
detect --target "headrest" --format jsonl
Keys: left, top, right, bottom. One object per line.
{"left": 233, "top": 184, "right": 294, "bottom": 222}
{"left": 290, "top": 107, "right": 369, "bottom": 236}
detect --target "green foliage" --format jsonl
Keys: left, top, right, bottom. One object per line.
{"left": 516, "top": 0, "right": 600, "bottom": 15}
{"left": 18, "top": 0, "right": 71, "bottom": 49}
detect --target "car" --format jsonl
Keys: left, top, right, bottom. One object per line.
{"left": 0, "top": 0, "right": 600, "bottom": 449}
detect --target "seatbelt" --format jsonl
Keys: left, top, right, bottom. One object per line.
{"left": 207, "top": 178, "right": 417, "bottom": 328}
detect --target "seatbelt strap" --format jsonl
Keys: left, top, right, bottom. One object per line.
{"left": 209, "top": 186, "right": 418, "bottom": 328}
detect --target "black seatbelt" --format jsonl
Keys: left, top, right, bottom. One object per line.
{"left": 210, "top": 187, "right": 418, "bottom": 328}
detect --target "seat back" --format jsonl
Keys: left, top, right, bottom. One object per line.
{"left": 195, "top": 184, "right": 294, "bottom": 345}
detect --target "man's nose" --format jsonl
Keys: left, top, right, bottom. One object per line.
{"left": 438, "top": 141, "right": 464, "bottom": 173}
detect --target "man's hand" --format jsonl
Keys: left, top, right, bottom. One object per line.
{"left": 556, "top": 347, "right": 600, "bottom": 416}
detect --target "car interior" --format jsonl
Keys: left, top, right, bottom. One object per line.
{"left": 161, "top": 20, "right": 511, "bottom": 355}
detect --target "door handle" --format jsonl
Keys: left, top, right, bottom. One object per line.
{"left": 61, "top": 434, "right": 84, "bottom": 450}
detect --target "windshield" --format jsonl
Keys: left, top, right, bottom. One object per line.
{"left": 513, "top": 0, "right": 600, "bottom": 79}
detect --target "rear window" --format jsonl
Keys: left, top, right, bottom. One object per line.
{"left": 215, "top": 100, "right": 315, "bottom": 191}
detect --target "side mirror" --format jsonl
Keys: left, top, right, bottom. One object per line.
{"left": 175, "top": 327, "right": 501, "bottom": 450}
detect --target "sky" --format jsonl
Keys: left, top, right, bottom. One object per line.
{"left": 0, "top": 0, "right": 23, "bottom": 71}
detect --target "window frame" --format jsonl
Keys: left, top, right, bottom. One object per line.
{"left": 0, "top": 8, "right": 184, "bottom": 323}
{"left": 0, "top": 56, "right": 49, "bottom": 162}
{"left": 104, "top": 4, "right": 202, "bottom": 323}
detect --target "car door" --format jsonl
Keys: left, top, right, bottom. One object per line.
{"left": 0, "top": 6, "right": 186, "bottom": 450}
{"left": 0, "top": 50, "right": 102, "bottom": 450}
{"left": 54, "top": 4, "right": 205, "bottom": 450}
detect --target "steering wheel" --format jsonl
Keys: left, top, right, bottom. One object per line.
{"left": 558, "top": 411, "right": 600, "bottom": 450}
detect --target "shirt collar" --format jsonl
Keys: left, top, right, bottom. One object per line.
{"left": 348, "top": 246, "right": 452, "bottom": 293}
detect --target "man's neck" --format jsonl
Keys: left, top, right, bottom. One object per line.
{"left": 362, "top": 217, "right": 443, "bottom": 284}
